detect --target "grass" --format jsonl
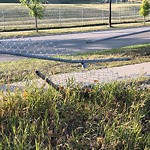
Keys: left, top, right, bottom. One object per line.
{"left": 0, "top": 3, "right": 149, "bottom": 149}
{"left": 0, "top": 80, "right": 150, "bottom": 149}
{"left": 0, "top": 21, "right": 150, "bottom": 38}
{"left": 0, "top": 3, "right": 149, "bottom": 33}
{"left": 0, "top": 3, "right": 141, "bottom": 10}
{"left": 0, "top": 43, "right": 150, "bottom": 84}
{"left": 0, "top": 3, "right": 150, "bottom": 38}
{"left": 0, "top": 24, "right": 150, "bottom": 149}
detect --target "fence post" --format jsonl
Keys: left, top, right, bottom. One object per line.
{"left": 102, "top": 9, "right": 104, "bottom": 24}
{"left": 119, "top": 8, "right": 121, "bottom": 23}
{"left": 2, "top": 10, "right": 5, "bottom": 31}
{"left": 59, "top": 7, "right": 61, "bottom": 23}
{"left": 82, "top": 8, "right": 84, "bottom": 23}
{"left": 134, "top": 7, "right": 136, "bottom": 22}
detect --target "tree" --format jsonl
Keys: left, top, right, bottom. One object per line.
{"left": 20, "top": 0, "right": 44, "bottom": 32}
{"left": 139, "top": 0, "right": 150, "bottom": 25}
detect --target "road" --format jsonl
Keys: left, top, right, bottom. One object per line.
{"left": 0, "top": 26, "right": 150, "bottom": 62}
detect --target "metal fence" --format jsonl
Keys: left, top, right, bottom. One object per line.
{"left": 0, "top": 27, "right": 150, "bottom": 91}
{"left": 0, "top": 34, "right": 132, "bottom": 91}
{"left": 0, "top": 6, "right": 149, "bottom": 31}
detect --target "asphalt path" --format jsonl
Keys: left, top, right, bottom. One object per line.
{"left": 0, "top": 26, "right": 150, "bottom": 62}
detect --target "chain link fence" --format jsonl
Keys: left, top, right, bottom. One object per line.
{"left": 0, "top": 35, "right": 133, "bottom": 91}
{"left": 1, "top": 30, "right": 150, "bottom": 91}
{"left": 0, "top": 6, "right": 149, "bottom": 31}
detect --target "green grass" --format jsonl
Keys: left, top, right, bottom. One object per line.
{"left": 0, "top": 3, "right": 141, "bottom": 10}
{"left": 1, "top": 80, "right": 150, "bottom": 149}
{"left": 0, "top": 21, "right": 150, "bottom": 38}
{"left": 0, "top": 3, "right": 150, "bottom": 37}
{"left": 0, "top": 20, "right": 150, "bottom": 149}
{"left": 0, "top": 3, "right": 149, "bottom": 33}
{"left": 0, "top": 43, "right": 150, "bottom": 84}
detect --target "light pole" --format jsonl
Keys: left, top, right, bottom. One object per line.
{"left": 109, "top": 0, "right": 112, "bottom": 27}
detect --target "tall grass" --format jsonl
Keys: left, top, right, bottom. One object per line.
{"left": 0, "top": 81, "right": 150, "bottom": 149}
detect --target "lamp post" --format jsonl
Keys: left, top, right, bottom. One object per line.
{"left": 109, "top": 0, "right": 112, "bottom": 27}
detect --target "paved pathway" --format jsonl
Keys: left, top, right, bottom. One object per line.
{"left": 0, "top": 27, "right": 150, "bottom": 91}
{"left": 0, "top": 27, "right": 150, "bottom": 62}
{"left": 1, "top": 62, "right": 150, "bottom": 91}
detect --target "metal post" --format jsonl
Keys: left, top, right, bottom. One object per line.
{"left": 119, "top": 8, "right": 121, "bottom": 23}
{"left": 59, "top": 7, "right": 61, "bottom": 23}
{"left": 134, "top": 7, "right": 136, "bottom": 22}
{"left": 2, "top": 10, "right": 5, "bottom": 31}
{"left": 82, "top": 8, "right": 84, "bottom": 23}
{"left": 102, "top": 9, "right": 104, "bottom": 24}
{"left": 109, "top": 0, "right": 112, "bottom": 27}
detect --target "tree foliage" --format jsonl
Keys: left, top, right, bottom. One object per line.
{"left": 139, "top": 0, "right": 150, "bottom": 24}
{"left": 19, "top": 0, "right": 45, "bottom": 32}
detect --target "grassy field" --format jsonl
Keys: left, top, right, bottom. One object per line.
{"left": 0, "top": 3, "right": 141, "bottom": 10}
{"left": 0, "top": 3, "right": 147, "bottom": 32}
{"left": 0, "top": 3, "right": 150, "bottom": 38}
{"left": 0, "top": 0, "right": 98, "bottom": 3}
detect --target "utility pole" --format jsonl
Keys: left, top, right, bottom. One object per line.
{"left": 109, "top": 0, "right": 112, "bottom": 27}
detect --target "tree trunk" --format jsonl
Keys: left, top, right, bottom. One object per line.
{"left": 35, "top": 16, "right": 38, "bottom": 33}
{"left": 144, "top": 16, "right": 145, "bottom": 25}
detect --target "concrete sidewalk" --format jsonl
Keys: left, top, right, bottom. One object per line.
{"left": 0, "top": 27, "right": 150, "bottom": 62}
{"left": 50, "top": 62, "right": 150, "bottom": 86}
{"left": 0, "top": 62, "right": 150, "bottom": 91}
